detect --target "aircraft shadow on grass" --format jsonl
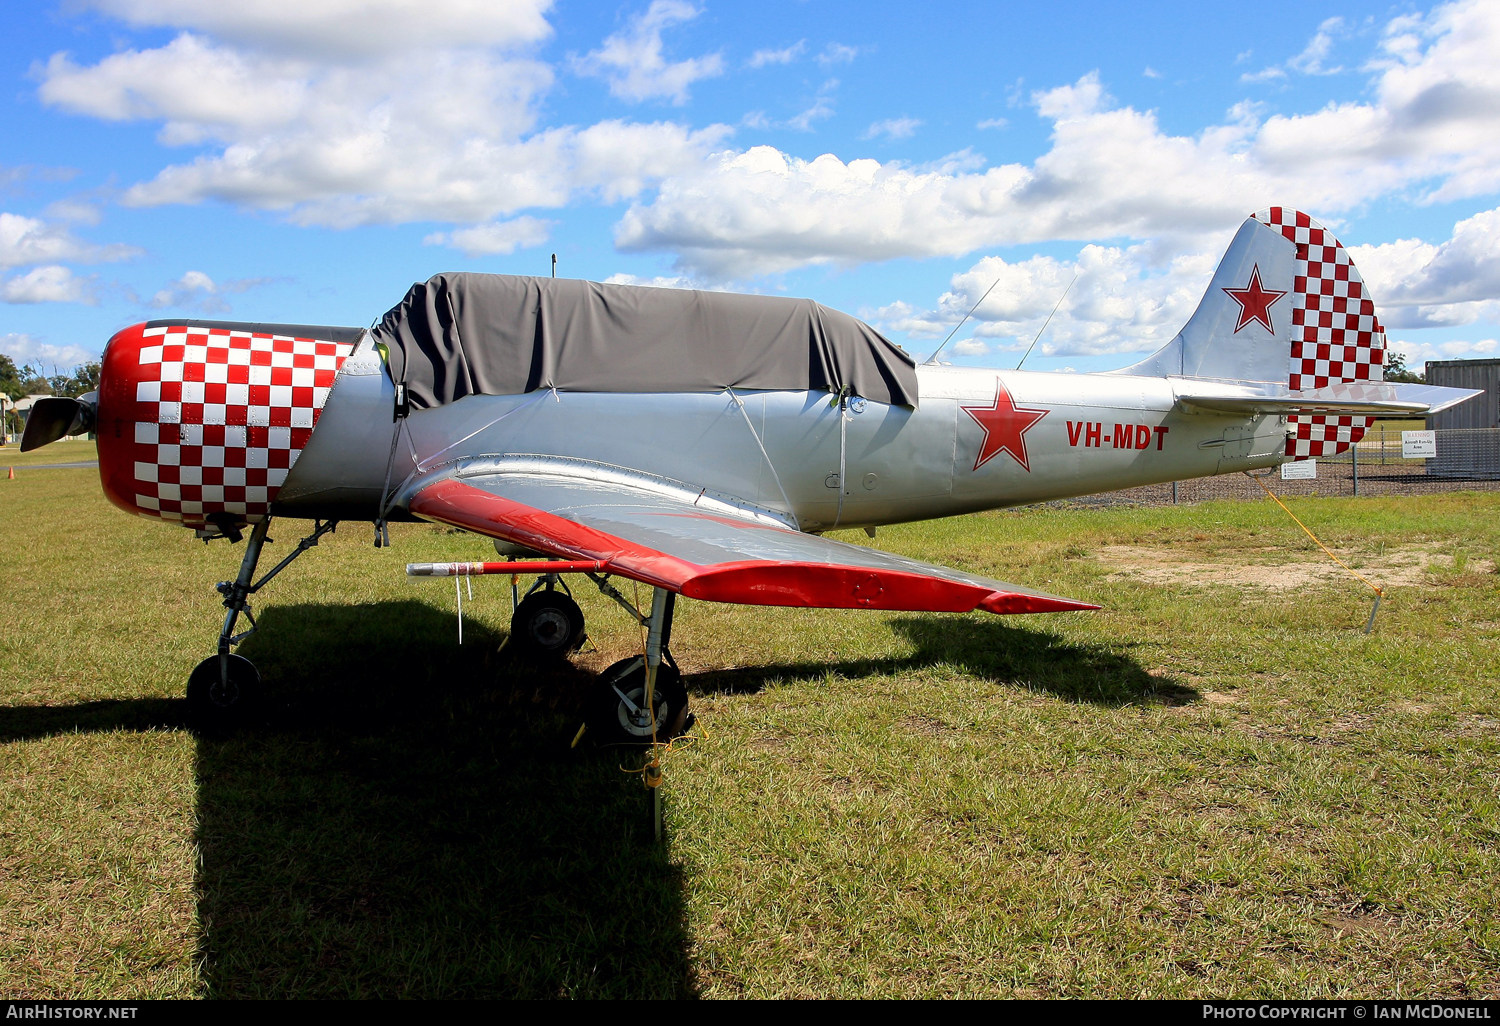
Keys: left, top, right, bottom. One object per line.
{"left": 0, "top": 600, "right": 694, "bottom": 999}
{"left": 0, "top": 697, "right": 187, "bottom": 742}
{"left": 684, "top": 615, "right": 1196, "bottom": 708}
{"left": 0, "top": 600, "right": 1189, "bottom": 997}
{"left": 198, "top": 599, "right": 694, "bottom": 999}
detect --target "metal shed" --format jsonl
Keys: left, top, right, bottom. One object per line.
{"left": 1426, "top": 358, "right": 1500, "bottom": 479}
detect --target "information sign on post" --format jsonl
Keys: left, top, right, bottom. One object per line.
{"left": 1280, "top": 460, "right": 1317, "bottom": 480}
{"left": 1402, "top": 430, "right": 1436, "bottom": 459}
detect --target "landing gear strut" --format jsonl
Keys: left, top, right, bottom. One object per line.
{"left": 579, "top": 586, "right": 692, "bottom": 841}
{"left": 404, "top": 559, "right": 695, "bottom": 840}
{"left": 582, "top": 588, "right": 693, "bottom": 747}
{"left": 404, "top": 558, "right": 697, "bottom": 746}
{"left": 185, "top": 517, "right": 338, "bottom": 726}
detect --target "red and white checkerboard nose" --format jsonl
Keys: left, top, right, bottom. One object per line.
{"left": 1252, "top": 207, "right": 1386, "bottom": 460}
{"left": 96, "top": 323, "right": 355, "bottom": 531}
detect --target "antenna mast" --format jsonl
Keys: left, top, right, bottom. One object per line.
{"left": 1014, "top": 271, "right": 1078, "bottom": 371}
{"left": 924, "top": 275, "right": 1003, "bottom": 366}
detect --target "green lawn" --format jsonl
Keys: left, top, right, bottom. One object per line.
{"left": 0, "top": 437, "right": 98, "bottom": 469}
{"left": 2, "top": 467, "right": 1498, "bottom": 998}
{"left": 1369, "top": 419, "right": 1428, "bottom": 434}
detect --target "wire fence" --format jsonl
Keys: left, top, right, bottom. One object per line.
{"left": 1074, "top": 426, "right": 1500, "bottom": 506}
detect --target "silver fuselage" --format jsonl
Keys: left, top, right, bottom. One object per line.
{"left": 278, "top": 346, "right": 1286, "bottom": 531}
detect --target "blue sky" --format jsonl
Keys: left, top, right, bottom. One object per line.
{"left": 3, "top": 0, "right": 1498, "bottom": 375}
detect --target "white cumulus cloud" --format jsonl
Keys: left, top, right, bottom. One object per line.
{"left": 1243, "top": 17, "right": 1347, "bottom": 82}
{"left": 38, "top": 1, "right": 732, "bottom": 229}
{"left": 150, "top": 270, "right": 221, "bottom": 311}
{"left": 1349, "top": 206, "right": 1500, "bottom": 326}
{"left": 572, "top": 1, "right": 724, "bottom": 105}
{"left": 1289, "top": 16, "right": 1346, "bottom": 74}
{"left": 43, "top": 199, "right": 103, "bottom": 226}
{"left": 885, "top": 204, "right": 1500, "bottom": 364}
{"left": 617, "top": 1, "right": 1500, "bottom": 278}
{"left": 865, "top": 300, "right": 947, "bottom": 338}
{"left": 786, "top": 81, "right": 838, "bottom": 132}
{"left": 602, "top": 272, "right": 699, "bottom": 289}
{"left": 817, "top": 43, "right": 858, "bottom": 67}
{"left": 863, "top": 117, "right": 921, "bottom": 141}
{"left": 0, "top": 212, "right": 138, "bottom": 269}
{"left": 878, "top": 243, "right": 1218, "bottom": 361}
{"left": 38, "top": 35, "right": 308, "bottom": 141}
{"left": 0, "top": 332, "right": 98, "bottom": 369}
{"left": 71, "top": 0, "right": 555, "bottom": 57}
{"left": 1389, "top": 336, "right": 1497, "bottom": 366}
{"left": 747, "top": 41, "right": 804, "bottom": 68}
{"left": 424, "top": 215, "right": 552, "bottom": 257}
{"left": 149, "top": 270, "right": 275, "bottom": 311}
{"left": 2, "top": 266, "right": 95, "bottom": 305}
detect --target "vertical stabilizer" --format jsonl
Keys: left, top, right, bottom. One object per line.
{"left": 1116, "top": 208, "right": 1387, "bottom": 458}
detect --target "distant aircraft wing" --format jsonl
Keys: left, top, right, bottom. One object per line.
{"left": 405, "top": 464, "right": 1097, "bottom": 615}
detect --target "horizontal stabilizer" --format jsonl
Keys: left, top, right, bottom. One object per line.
{"left": 1176, "top": 381, "right": 1481, "bottom": 418}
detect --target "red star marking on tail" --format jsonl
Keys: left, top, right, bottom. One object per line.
{"left": 1222, "top": 264, "right": 1287, "bottom": 334}
{"left": 961, "top": 378, "right": 1048, "bottom": 472}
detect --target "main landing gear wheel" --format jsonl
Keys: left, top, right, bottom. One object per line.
{"left": 585, "top": 656, "right": 692, "bottom": 748}
{"left": 510, "top": 590, "right": 586, "bottom": 660}
{"left": 186, "top": 653, "right": 262, "bottom": 727}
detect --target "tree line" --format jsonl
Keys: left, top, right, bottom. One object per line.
{"left": 1, "top": 354, "right": 102, "bottom": 437}
{"left": 1, "top": 354, "right": 101, "bottom": 401}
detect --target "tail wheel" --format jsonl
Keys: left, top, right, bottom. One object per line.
{"left": 585, "top": 657, "right": 690, "bottom": 748}
{"left": 186, "top": 654, "right": 262, "bottom": 726}
{"left": 510, "top": 590, "right": 586, "bottom": 660}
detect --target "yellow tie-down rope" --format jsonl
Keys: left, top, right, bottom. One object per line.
{"left": 1244, "top": 471, "right": 1384, "bottom": 633}
{"left": 601, "top": 582, "right": 707, "bottom": 799}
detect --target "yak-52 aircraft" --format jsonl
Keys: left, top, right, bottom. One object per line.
{"left": 22, "top": 208, "right": 1481, "bottom": 742}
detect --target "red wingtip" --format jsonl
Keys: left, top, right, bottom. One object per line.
{"left": 977, "top": 591, "right": 1101, "bottom": 615}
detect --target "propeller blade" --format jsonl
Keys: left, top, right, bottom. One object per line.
{"left": 20, "top": 395, "right": 94, "bottom": 452}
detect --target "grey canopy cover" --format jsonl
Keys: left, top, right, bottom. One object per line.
{"left": 372, "top": 273, "right": 919, "bottom": 409}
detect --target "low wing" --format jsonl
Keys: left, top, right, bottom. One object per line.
{"left": 405, "top": 464, "right": 1097, "bottom": 615}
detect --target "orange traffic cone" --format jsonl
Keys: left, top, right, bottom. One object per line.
{"left": 7, "top": 467, "right": 13, "bottom": 480}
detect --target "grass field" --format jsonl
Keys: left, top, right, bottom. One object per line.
{"left": 2, "top": 466, "right": 1498, "bottom": 998}
{"left": 1, "top": 437, "right": 98, "bottom": 469}
{"left": 1370, "top": 419, "right": 1428, "bottom": 434}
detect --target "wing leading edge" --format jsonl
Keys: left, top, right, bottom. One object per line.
{"left": 406, "top": 472, "right": 1098, "bottom": 615}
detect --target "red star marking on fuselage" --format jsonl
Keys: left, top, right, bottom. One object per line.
{"left": 1221, "top": 264, "right": 1287, "bottom": 334}
{"left": 961, "top": 378, "right": 1049, "bottom": 472}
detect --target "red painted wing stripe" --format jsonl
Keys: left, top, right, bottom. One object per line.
{"left": 409, "top": 479, "right": 702, "bottom": 591}
{"left": 681, "top": 562, "right": 1099, "bottom": 612}
{"left": 408, "top": 480, "right": 1099, "bottom": 614}
{"left": 680, "top": 561, "right": 973, "bottom": 610}
{"left": 977, "top": 591, "right": 1100, "bottom": 614}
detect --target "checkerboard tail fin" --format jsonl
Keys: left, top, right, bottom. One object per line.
{"left": 1114, "top": 209, "right": 1385, "bottom": 459}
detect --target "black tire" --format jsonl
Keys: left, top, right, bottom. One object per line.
{"left": 510, "top": 590, "right": 586, "bottom": 660}
{"left": 186, "top": 654, "right": 262, "bottom": 727}
{"left": 585, "top": 656, "right": 690, "bottom": 747}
